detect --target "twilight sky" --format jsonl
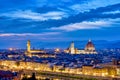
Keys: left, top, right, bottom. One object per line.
{"left": 0, "top": 0, "right": 120, "bottom": 49}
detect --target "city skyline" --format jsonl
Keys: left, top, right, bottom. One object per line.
{"left": 0, "top": 0, "right": 120, "bottom": 48}
{"left": 0, "top": 1, "right": 120, "bottom": 79}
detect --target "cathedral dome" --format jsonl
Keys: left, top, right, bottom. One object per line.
{"left": 85, "top": 40, "right": 95, "bottom": 51}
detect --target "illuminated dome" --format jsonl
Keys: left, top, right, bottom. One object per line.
{"left": 85, "top": 39, "right": 95, "bottom": 51}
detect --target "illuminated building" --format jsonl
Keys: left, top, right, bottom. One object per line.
{"left": 0, "top": 60, "right": 119, "bottom": 78}
{"left": 82, "top": 62, "right": 118, "bottom": 77}
{"left": 8, "top": 48, "right": 16, "bottom": 51}
{"left": 55, "top": 48, "right": 60, "bottom": 53}
{"left": 69, "top": 41, "right": 75, "bottom": 54}
{"left": 25, "top": 40, "right": 45, "bottom": 57}
{"left": 85, "top": 39, "right": 95, "bottom": 51}
{"left": 64, "top": 39, "right": 97, "bottom": 54}
{"left": 82, "top": 65, "right": 109, "bottom": 76}
{"left": 27, "top": 40, "right": 31, "bottom": 52}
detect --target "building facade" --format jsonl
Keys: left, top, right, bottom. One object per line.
{"left": 64, "top": 39, "right": 97, "bottom": 54}
{"left": 25, "top": 40, "right": 45, "bottom": 57}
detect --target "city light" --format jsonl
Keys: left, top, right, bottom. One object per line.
{"left": 9, "top": 48, "right": 13, "bottom": 51}
{"left": 0, "top": 0, "right": 120, "bottom": 80}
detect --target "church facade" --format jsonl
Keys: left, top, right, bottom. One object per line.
{"left": 64, "top": 40, "right": 97, "bottom": 54}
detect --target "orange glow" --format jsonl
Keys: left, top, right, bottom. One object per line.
{"left": 55, "top": 48, "right": 60, "bottom": 52}
{"left": 9, "top": 48, "right": 13, "bottom": 51}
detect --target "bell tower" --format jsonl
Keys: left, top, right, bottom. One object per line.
{"left": 27, "top": 40, "right": 31, "bottom": 52}
{"left": 69, "top": 41, "right": 75, "bottom": 54}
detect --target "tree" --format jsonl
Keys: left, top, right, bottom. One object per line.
{"left": 29, "top": 73, "right": 37, "bottom": 80}
{"left": 22, "top": 74, "right": 28, "bottom": 80}
{"left": 15, "top": 61, "right": 20, "bottom": 67}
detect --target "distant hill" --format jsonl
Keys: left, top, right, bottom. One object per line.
{"left": 0, "top": 40, "right": 120, "bottom": 49}
{"left": 37, "top": 40, "right": 120, "bottom": 49}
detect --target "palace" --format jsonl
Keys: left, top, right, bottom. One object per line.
{"left": 25, "top": 40, "right": 45, "bottom": 57}
{"left": 64, "top": 39, "right": 97, "bottom": 54}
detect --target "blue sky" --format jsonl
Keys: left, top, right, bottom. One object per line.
{"left": 0, "top": 0, "right": 120, "bottom": 49}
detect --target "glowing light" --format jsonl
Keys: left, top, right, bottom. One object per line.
{"left": 55, "top": 48, "right": 60, "bottom": 52}
{"left": 111, "top": 75, "right": 115, "bottom": 77}
{"left": 85, "top": 72, "right": 88, "bottom": 75}
{"left": 9, "top": 48, "right": 13, "bottom": 51}
{"left": 93, "top": 73, "right": 96, "bottom": 76}
{"left": 102, "top": 73, "right": 105, "bottom": 76}
{"left": 9, "top": 48, "right": 16, "bottom": 51}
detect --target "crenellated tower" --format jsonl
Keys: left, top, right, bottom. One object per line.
{"left": 27, "top": 40, "right": 31, "bottom": 52}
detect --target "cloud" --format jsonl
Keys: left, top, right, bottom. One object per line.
{"left": 0, "top": 3, "right": 120, "bottom": 34}
{"left": 50, "top": 21, "right": 111, "bottom": 31}
{"left": 35, "top": 0, "right": 88, "bottom": 7}
{"left": 0, "top": 10, "right": 68, "bottom": 21}
{"left": 0, "top": 32, "right": 60, "bottom": 37}
{"left": 70, "top": 0, "right": 120, "bottom": 13}
{"left": 103, "top": 10, "right": 120, "bottom": 14}
{"left": 40, "top": 3, "right": 120, "bottom": 29}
